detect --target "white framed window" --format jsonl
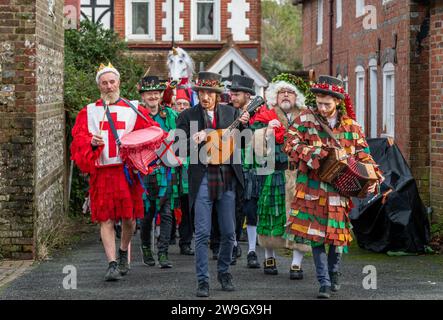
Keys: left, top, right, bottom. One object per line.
{"left": 191, "top": 0, "right": 220, "bottom": 41}
{"left": 336, "top": 0, "right": 342, "bottom": 28}
{"left": 356, "top": 0, "right": 365, "bottom": 17}
{"left": 355, "top": 65, "right": 366, "bottom": 133}
{"left": 343, "top": 75, "right": 349, "bottom": 93}
{"left": 317, "top": 0, "right": 323, "bottom": 45}
{"left": 369, "top": 59, "right": 378, "bottom": 138}
{"left": 125, "top": 0, "right": 155, "bottom": 41}
{"left": 382, "top": 63, "right": 395, "bottom": 137}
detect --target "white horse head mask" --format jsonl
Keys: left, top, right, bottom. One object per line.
{"left": 167, "top": 47, "right": 195, "bottom": 84}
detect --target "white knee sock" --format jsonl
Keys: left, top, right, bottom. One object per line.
{"left": 247, "top": 225, "right": 257, "bottom": 253}
{"left": 291, "top": 249, "right": 304, "bottom": 267}
{"left": 265, "top": 248, "right": 275, "bottom": 259}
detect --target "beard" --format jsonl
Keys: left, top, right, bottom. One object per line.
{"left": 101, "top": 89, "right": 120, "bottom": 104}
{"left": 280, "top": 101, "right": 294, "bottom": 111}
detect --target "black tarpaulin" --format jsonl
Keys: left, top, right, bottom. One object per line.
{"left": 349, "top": 138, "right": 431, "bottom": 253}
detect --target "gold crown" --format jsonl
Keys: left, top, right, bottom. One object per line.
{"left": 97, "top": 62, "right": 114, "bottom": 72}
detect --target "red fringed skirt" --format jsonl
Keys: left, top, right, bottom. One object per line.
{"left": 89, "top": 165, "right": 144, "bottom": 222}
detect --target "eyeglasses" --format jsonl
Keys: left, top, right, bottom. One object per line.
{"left": 278, "top": 90, "right": 296, "bottom": 96}
{"left": 176, "top": 102, "right": 190, "bottom": 106}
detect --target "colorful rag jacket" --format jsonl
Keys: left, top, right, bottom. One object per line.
{"left": 283, "top": 110, "right": 383, "bottom": 252}
{"left": 143, "top": 105, "right": 180, "bottom": 211}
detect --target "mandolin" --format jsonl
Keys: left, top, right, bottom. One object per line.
{"left": 205, "top": 96, "right": 265, "bottom": 165}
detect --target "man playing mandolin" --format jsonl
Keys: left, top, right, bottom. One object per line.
{"left": 176, "top": 72, "right": 250, "bottom": 297}
{"left": 284, "top": 75, "right": 383, "bottom": 298}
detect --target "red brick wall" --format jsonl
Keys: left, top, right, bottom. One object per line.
{"left": 408, "top": 2, "right": 430, "bottom": 206}
{"left": 114, "top": 0, "right": 124, "bottom": 38}
{"left": 430, "top": 2, "right": 443, "bottom": 222}
{"left": 299, "top": 0, "right": 431, "bottom": 204}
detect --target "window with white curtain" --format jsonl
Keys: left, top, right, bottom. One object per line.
{"left": 383, "top": 63, "right": 395, "bottom": 137}
{"left": 356, "top": 0, "right": 365, "bottom": 17}
{"left": 355, "top": 65, "right": 366, "bottom": 133}
{"left": 317, "top": 0, "right": 323, "bottom": 45}
{"left": 125, "top": 0, "right": 155, "bottom": 40}
{"left": 336, "top": 0, "right": 342, "bottom": 28}
{"left": 191, "top": 0, "right": 220, "bottom": 40}
{"left": 369, "top": 59, "right": 378, "bottom": 138}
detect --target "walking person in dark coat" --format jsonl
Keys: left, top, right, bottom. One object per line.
{"left": 175, "top": 72, "right": 249, "bottom": 297}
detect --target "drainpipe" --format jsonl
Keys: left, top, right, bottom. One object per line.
{"left": 329, "top": 0, "right": 334, "bottom": 76}
{"left": 172, "top": 0, "right": 175, "bottom": 48}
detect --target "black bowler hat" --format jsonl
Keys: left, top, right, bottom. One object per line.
{"left": 227, "top": 74, "right": 255, "bottom": 95}
{"left": 310, "top": 75, "right": 345, "bottom": 100}
{"left": 192, "top": 72, "right": 224, "bottom": 93}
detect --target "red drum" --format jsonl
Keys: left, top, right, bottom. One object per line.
{"left": 119, "top": 127, "right": 167, "bottom": 175}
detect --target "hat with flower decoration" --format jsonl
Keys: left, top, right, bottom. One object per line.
{"left": 265, "top": 73, "right": 314, "bottom": 108}
{"left": 138, "top": 76, "right": 167, "bottom": 93}
{"left": 192, "top": 72, "right": 224, "bottom": 93}
{"left": 311, "top": 75, "right": 356, "bottom": 120}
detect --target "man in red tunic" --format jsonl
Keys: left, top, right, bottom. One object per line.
{"left": 70, "top": 63, "right": 159, "bottom": 281}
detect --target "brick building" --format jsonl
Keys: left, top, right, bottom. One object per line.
{"left": 77, "top": 0, "right": 264, "bottom": 82}
{"left": 293, "top": 0, "right": 443, "bottom": 222}
{"left": 0, "top": 0, "right": 66, "bottom": 259}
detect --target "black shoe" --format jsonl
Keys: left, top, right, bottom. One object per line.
{"left": 180, "top": 245, "right": 195, "bottom": 256}
{"left": 141, "top": 245, "right": 155, "bottom": 266}
{"left": 217, "top": 272, "right": 235, "bottom": 291}
{"left": 212, "top": 248, "right": 219, "bottom": 260}
{"left": 158, "top": 252, "right": 173, "bottom": 268}
{"left": 246, "top": 251, "right": 260, "bottom": 269}
{"left": 117, "top": 248, "right": 129, "bottom": 276}
{"left": 104, "top": 261, "right": 122, "bottom": 281}
{"left": 330, "top": 272, "right": 341, "bottom": 292}
{"left": 196, "top": 280, "right": 209, "bottom": 297}
{"left": 317, "top": 286, "right": 332, "bottom": 299}
{"left": 263, "top": 258, "right": 278, "bottom": 275}
{"left": 289, "top": 265, "right": 303, "bottom": 280}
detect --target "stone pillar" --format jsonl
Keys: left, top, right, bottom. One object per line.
{"left": 0, "top": 0, "right": 65, "bottom": 259}
{"left": 430, "top": 1, "right": 443, "bottom": 223}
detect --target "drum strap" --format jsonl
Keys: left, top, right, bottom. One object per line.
{"left": 105, "top": 106, "right": 122, "bottom": 147}
{"left": 307, "top": 108, "right": 341, "bottom": 148}
{"left": 121, "top": 98, "right": 153, "bottom": 126}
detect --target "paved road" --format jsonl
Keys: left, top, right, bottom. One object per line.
{"left": 1, "top": 226, "right": 442, "bottom": 300}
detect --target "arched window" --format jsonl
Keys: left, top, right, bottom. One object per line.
{"left": 355, "top": 65, "right": 366, "bottom": 133}
{"left": 317, "top": 0, "right": 324, "bottom": 45}
{"left": 382, "top": 63, "right": 395, "bottom": 137}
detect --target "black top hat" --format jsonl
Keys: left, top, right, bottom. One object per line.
{"left": 310, "top": 75, "right": 345, "bottom": 100}
{"left": 139, "top": 76, "right": 167, "bottom": 93}
{"left": 192, "top": 72, "right": 224, "bottom": 93}
{"left": 227, "top": 74, "right": 256, "bottom": 95}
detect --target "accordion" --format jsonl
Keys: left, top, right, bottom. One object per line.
{"left": 317, "top": 148, "right": 378, "bottom": 198}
